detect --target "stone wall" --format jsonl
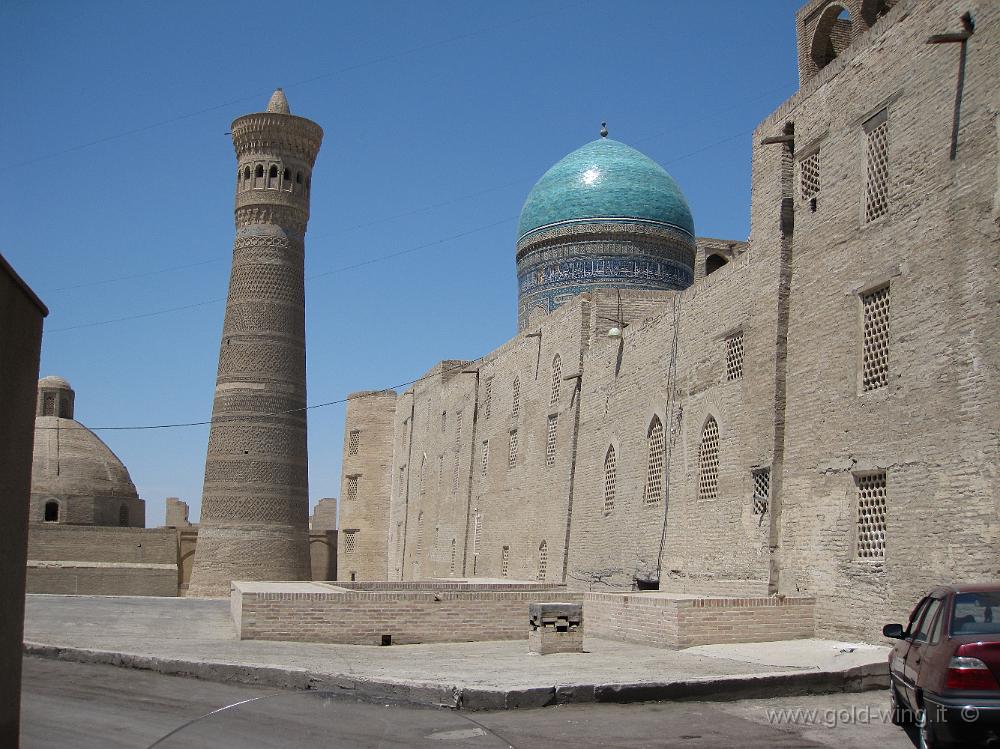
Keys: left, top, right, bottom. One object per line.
{"left": 338, "top": 391, "right": 395, "bottom": 580}
{"left": 26, "top": 525, "right": 178, "bottom": 596}
{"left": 0, "top": 255, "right": 46, "bottom": 748}
{"left": 233, "top": 580, "right": 583, "bottom": 645}
{"left": 585, "top": 592, "right": 815, "bottom": 648}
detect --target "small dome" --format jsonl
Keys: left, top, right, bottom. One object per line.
{"left": 517, "top": 138, "right": 694, "bottom": 242}
{"left": 266, "top": 88, "right": 290, "bottom": 114}
{"left": 38, "top": 375, "right": 72, "bottom": 389}
{"left": 32, "top": 416, "right": 138, "bottom": 500}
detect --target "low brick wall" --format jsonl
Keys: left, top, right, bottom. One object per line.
{"left": 26, "top": 525, "right": 179, "bottom": 596}
{"left": 585, "top": 592, "right": 815, "bottom": 649}
{"left": 26, "top": 562, "right": 177, "bottom": 596}
{"left": 233, "top": 580, "right": 583, "bottom": 645}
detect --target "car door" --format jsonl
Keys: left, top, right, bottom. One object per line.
{"left": 903, "top": 596, "right": 944, "bottom": 708}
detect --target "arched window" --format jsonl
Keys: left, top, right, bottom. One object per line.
{"left": 267, "top": 165, "right": 278, "bottom": 188}
{"left": 254, "top": 164, "right": 264, "bottom": 188}
{"left": 643, "top": 416, "right": 665, "bottom": 504}
{"left": 44, "top": 501, "right": 59, "bottom": 522}
{"left": 706, "top": 254, "right": 728, "bottom": 275}
{"left": 537, "top": 540, "right": 548, "bottom": 581}
{"left": 295, "top": 171, "right": 303, "bottom": 184}
{"left": 550, "top": 354, "right": 562, "bottom": 408}
{"left": 283, "top": 167, "right": 291, "bottom": 181}
{"left": 810, "top": 4, "right": 854, "bottom": 72}
{"left": 243, "top": 166, "right": 250, "bottom": 181}
{"left": 603, "top": 445, "right": 617, "bottom": 514}
{"left": 698, "top": 416, "right": 720, "bottom": 500}
{"left": 119, "top": 503, "right": 129, "bottom": 526}
{"left": 511, "top": 376, "right": 520, "bottom": 418}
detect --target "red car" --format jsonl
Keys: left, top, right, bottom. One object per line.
{"left": 884, "top": 584, "right": 1000, "bottom": 748}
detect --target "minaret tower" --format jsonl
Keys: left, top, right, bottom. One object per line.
{"left": 188, "top": 89, "right": 323, "bottom": 596}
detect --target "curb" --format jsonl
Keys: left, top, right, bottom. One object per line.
{"left": 23, "top": 641, "right": 889, "bottom": 711}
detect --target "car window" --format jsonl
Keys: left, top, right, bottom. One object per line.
{"left": 928, "top": 599, "right": 947, "bottom": 644}
{"left": 914, "top": 599, "right": 942, "bottom": 643}
{"left": 906, "top": 597, "right": 930, "bottom": 638}
{"left": 951, "top": 591, "right": 1000, "bottom": 636}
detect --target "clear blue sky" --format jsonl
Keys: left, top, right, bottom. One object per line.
{"left": 2, "top": 0, "right": 803, "bottom": 526}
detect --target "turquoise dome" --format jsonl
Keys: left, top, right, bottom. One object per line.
{"left": 517, "top": 138, "right": 695, "bottom": 241}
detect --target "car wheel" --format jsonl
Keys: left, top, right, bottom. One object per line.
{"left": 889, "top": 683, "right": 908, "bottom": 725}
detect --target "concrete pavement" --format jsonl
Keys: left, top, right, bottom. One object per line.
{"left": 23, "top": 595, "right": 890, "bottom": 710}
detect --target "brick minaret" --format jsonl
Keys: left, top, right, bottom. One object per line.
{"left": 188, "top": 89, "right": 323, "bottom": 596}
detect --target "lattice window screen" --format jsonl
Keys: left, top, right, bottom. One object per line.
{"left": 550, "top": 355, "right": 562, "bottom": 407}
{"left": 800, "top": 151, "right": 820, "bottom": 200}
{"left": 346, "top": 476, "right": 358, "bottom": 503}
{"left": 481, "top": 440, "right": 490, "bottom": 476}
{"left": 511, "top": 377, "right": 520, "bottom": 418}
{"left": 508, "top": 430, "right": 518, "bottom": 467}
{"left": 864, "top": 115, "right": 889, "bottom": 222}
{"left": 752, "top": 468, "right": 770, "bottom": 515}
{"left": 348, "top": 430, "right": 360, "bottom": 455}
{"left": 643, "top": 418, "right": 665, "bottom": 504}
{"left": 455, "top": 411, "right": 463, "bottom": 449}
{"left": 603, "top": 446, "right": 617, "bottom": 514}
{"left": 416, "top": 512, "right": 424, "bottom": 555}
{"left": 698, "top": 418, "right": 720, "bottom": 500}
{"left": 473, "top": 513, "right": 482, "bottom": 556}
{"left": 862, "top": 285, "right": 890, "bottom": 391}
{"left": 441, "top": 411, "right": 447, "bottom": 433}
{"left": 537, "top": 541, "right": 548, "bottom": 581}
{"left": 726, "top": 332, "right": 744, "bottom": 381}
{"left": 856, "top": 472, "right": 887, "bottom": 559}
{"left": 449, "top": 539, "right": 456, "bottom": 576}
{"left": 546, "top": 415, "right": 558, "bottom": 467}
{"left": 344, "top": 530, "right": 357, "bottom": 554}
{"left": 483, "top": 379, "right": 493, "bottom": 419}
{"left": 501, "top": 545, "right": 510, "bottom": 577}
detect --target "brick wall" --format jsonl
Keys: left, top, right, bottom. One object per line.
{"left": 233, "top": 581, "right": 583, "bottom": 644}
{"left": 585, "top": 592, "right": 815, "bottom": 648}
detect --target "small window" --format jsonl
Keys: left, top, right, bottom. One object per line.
{"left": 550, "top": 355, "right": 562, "bottom": 407}
{"left": 44, "top": 501, "right": 59, "bottom": 522}
{"left": 243, "top": 166, "right": 251, "bottom": 181}
{"left": 697, "top": 417, "right": 720, "bottom": 501}
{"left": 438, "top": 454, "right": 444, "bottom": 488}
{"left": 473, "top": 513, "right": 483, "bottom": 556}
{"left": 441, "top": 410, "right": 447, "bottom": 433}
{"left": 706, "top": 254, "right": 728, "bottom": 275}
{"left": 268, "top": 165, "right": 278, "bottom": 178}
{"left": 508, "top": 430, "right": 518, "bottom": 467}
{"left": 511, "top": 377, "right": 520, "bottom": 418}
{"left": 296, "top": 171, "right": 303, "bottom": 184}
{"left": 344, "top": 530, "right": 358, "bottom": 555}
{"left": 752, "top": 468, "right": 770, "bottom": 515}
{"left": 348, "top": 430, "right": 360, "bottom": 455}
{"left": 537, "top": 540, "right": 548, "bottom": 581}
{"left": 603, "top": 446, "right": 617, "bottom": 514}
{"left": 545, "top": 415, "right": 558, "bottom": 467}
{"left": 861, "top": 285, "right": 890, "bottom": 391}
{"left": 396, "top": 522, "right": 403, "bottom": 559}
{"left": 255, "top": 165, "right": 264, "bottom": 178}
{"left": 501, "top": 545, "right": 510, "bottom": 577}
{"left": 643, "top": 417, "right": 665, "bottom": 504}
{"left": 449, "top": 539, "right": 456, "bottom": 576}
{"left": 119, "top": 504, "right": 129, "bottom": 526}
{"left": 283, "top": 167, "right": 291, "bottom": 181}
{"left": 856, "top": 472, "right": 887, "bottom": 559}
{"left": 800, "top": 151, "right": 820, "bottom": 201}
{"left": 42, "top": 393, "right": 55, "bottom": 416}
{"left": 452, "top": 455, "right": 460, "bottom": 494}
{"left": 455, "top": 411, "right": 463, "bottom": 450}
{"left": 483, "top": 379, "right": 493, "bottom": 419}
{"left": 725, "top": 332, "right": 744, "bottom": 381}
{"left": 346, "top": 475, "right": 359, "bottom": 502}
{"left": 416, "top": 512, "right": 424, "bottom": 555}
{"left": 398, "top": 466, "right": 405, "bottom": 496}
{"left": 864, "top": 110, "right": 890, "bottom": 222}
{"left": 481, "top": 440, "right": 489, "bottom": 476}
{"left": 419, "top": 455, "right": 426, "bottom": 494}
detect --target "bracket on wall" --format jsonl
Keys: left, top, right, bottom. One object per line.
{"left": 524, "top": 332, "right": 542, "bottom": 338}
{"left": 760, "top": 134, "right": 795, "bottom": 145}
{"left": 926, "top": 12, "right": 974, "bottom": 44}
{"left": 562, "top": 373, "right": 582, "bottom": 381}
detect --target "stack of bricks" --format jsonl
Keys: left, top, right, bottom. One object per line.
{"left": 528, "top": 602, "right": 584, "bottom": 654}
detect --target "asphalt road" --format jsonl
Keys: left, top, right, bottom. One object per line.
{"left": 20, "top": 657, "right": 918, "bottom": 749}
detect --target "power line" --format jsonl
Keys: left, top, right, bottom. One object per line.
{"left": 38, "top": 354, "right": 484, "bottom": 432}
{"left": 44, "top": 215, "right": 517, "bottom": 332}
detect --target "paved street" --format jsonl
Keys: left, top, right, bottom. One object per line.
{"left": 21, "top": 657, "right": 917, "bottom": 748}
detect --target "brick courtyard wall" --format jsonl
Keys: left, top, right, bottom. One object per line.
{"left": 233, "top": 581, "right": 583, "bottom": 644}
{"left": 585, "top": 593, "right": 815, "bottom": 649}
{"left": 25, "top": 525, "right": 178, "bottom": 596}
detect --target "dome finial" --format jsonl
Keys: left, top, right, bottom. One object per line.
{"left": 600, "top": 122, "right": 608, "bottom": 138}
{"left": 267, "top": 88, "right": 290, "bottom": 114}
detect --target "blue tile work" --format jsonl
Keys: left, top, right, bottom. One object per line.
{"left": 517, "top": 138, "right": 695, "bottom": 241}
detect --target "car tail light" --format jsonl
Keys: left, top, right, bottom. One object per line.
{"left": 945, "top": 656, "right": 1000, "bottom": 690}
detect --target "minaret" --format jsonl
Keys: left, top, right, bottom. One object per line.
{"left": 188, "top": 89, "right": 323, "bottom": 596}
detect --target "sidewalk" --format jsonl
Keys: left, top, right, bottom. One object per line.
{"left": 23, "top": 595, "right": 890, "bottom": 710}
